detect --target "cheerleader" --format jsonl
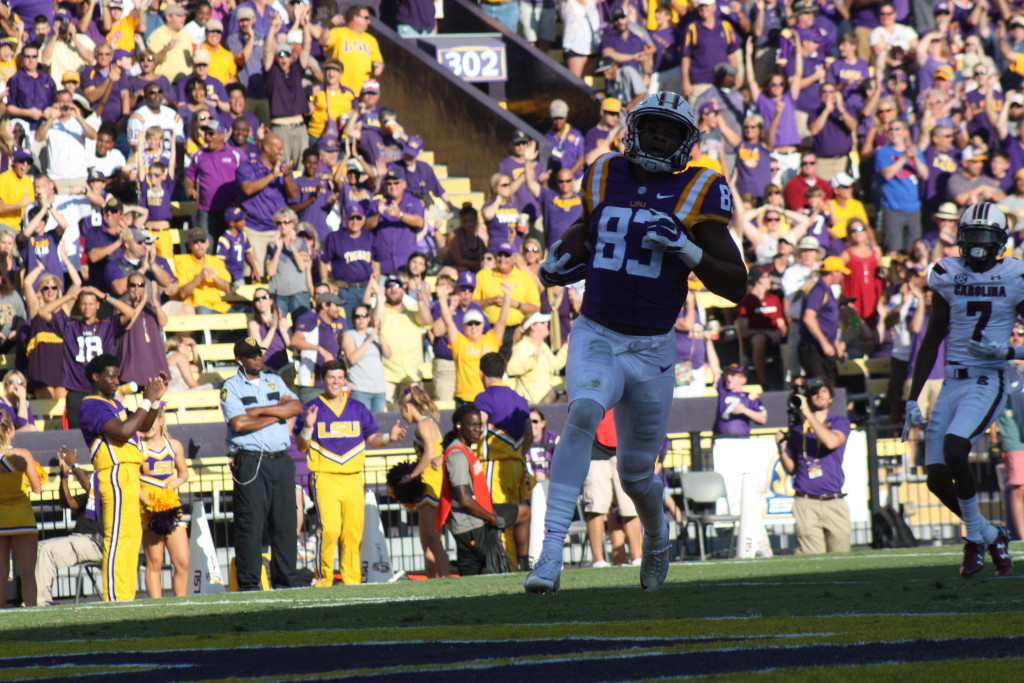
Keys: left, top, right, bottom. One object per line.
{"left": 139, "top": 409, "right": 189, "bottom": 598}
{"left": 0, "top": 414, "right": 41, "bottom": 607}
{"left": 396, "top": 385, "right": 451, "bottom": 578}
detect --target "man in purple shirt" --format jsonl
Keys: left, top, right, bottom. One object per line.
{"left": 18, "top": 175, "right": 65, "bottom": 280}
{"left": 807, "top": 83, "right": 858, "bottom": 183}
{"left": 681, "top": 0, "right": 741, "bottom": 103}
{"left": 497, "top": 130, "right": 545, "bottom": 227}
{"left": 778, "top": 378, "right": 851, "bottom": 554}
{"left": 374, "top": 170, "right": 425, "bottom": 275}
{"left": 544, "top": 99, "right": 585, "bottom": 180}
{"left": 229, "top": 116, "right": 260, "bottom": 159}
{"left": 527, "top": 167, "right": 582, "bottom": 249}
{"left": 219, "top": 83, "right": 262, "bottom": 138}
{"left": 387, "top": 135, "right": 450, "bottom": 207}
{"left": 186, "top": 119, "right": 243, "bottom": 242}
{"left": 321, "top": 206, "right": 375, "bottom": 321}
{"left": 291, "top": 147, "right": 337, "bottom": 244}
{"left": 238, "top": 133, "right": 299, "bottom": 268}
{"left": 799, "top": 259, "right": 847, "bottom": 384}
{"left": 600, "top": 7, "right": 651, "bottom": 103}
{"left": 216, "top": 207, "right": 258, "bottom": 285}
{"left": 6, "top": 44, "right": 56, "bottom": 132}
{"left": 922, "top": 125, "right": 959, "bottom": 211}
{"left": 80, "top": 44, "right": 131, "bottom": 127}
{"left": 263, "top": 13, "right": 312, "bottom": 166}
{"left": 83, "top": 197, "right": 128, "bottom": 294}
{"left": 395, "top": 0, "right": 436, "bottom": 35}
{"left": 735, "top": 115, "right": 773, "bottom": 199}
{"left": 713, "top": 365, "right": 767, "bottom": 435}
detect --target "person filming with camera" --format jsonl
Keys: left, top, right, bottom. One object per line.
{"left": 775, "top": 378, "right": 851, "bottom": 555}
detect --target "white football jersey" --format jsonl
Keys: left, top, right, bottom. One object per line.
{"left": 929, "top": 256, "right": 1024, "bottom": 369}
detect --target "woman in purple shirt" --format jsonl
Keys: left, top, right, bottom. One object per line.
{"left": 247, "top": 287, "right": 291, "bottom": 371}
{"left": 482, "top": 172, "right": 526, "bottom": 253}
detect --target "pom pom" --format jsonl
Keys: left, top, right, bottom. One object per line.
{"left": 386, "top": 461, "right": 424, "bottom": 509}
{"left": 34, "top": 462, "right": 49, "bottom": 485}
{"left": 144, "top": 487, "right": 183, "bottom": 536}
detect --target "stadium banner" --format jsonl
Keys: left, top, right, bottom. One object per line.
{"left": 188, "top": 501, "right": 226, "bottom": 594}
{"left": 361, "top": 490, "right": 394, "bottom": 583}
{"left": 712, "top": 431, "right": 870, "bottom": 524}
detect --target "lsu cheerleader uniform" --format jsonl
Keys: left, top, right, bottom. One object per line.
{"left": 0, "top": 451, "right": 36, "bottom": 536}
{"left": 300, "top": 393, "right": 379, "bottom": 586}
{"left": 80, "top": 396, "right": 146, "bottom": 601}
{"left": 413, "top": 418, "right": 443, "bottom": 509}
{"left": 140, "top": 437, "right": 184, "bottom": 531}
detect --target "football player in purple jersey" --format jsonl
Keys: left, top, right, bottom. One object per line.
{"left": 525, "top": 92, "right": 745, "bottom": 594}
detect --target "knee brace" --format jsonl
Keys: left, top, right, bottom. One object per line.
{"left": 565, "top": 397, "right": 604, "bottom": 434}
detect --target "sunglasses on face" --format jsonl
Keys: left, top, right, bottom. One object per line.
{"left": 40, "top": 284, "right": 59, "bottom": 291}
{"left": 385, "top": 180, "right": 402, "bottom": 186}
{"left": 274, "top": 219, "right": 294, "bottom": 225}
{"left": 254, "top": 294, "right": 271, "bottom": 301}
{"left": 556, "top": 179, "right": 573, "bottom": 183}
{"left": 128, "top": 281, "right": 146, "bottom": 288}
{"left": 347, "top": 216, "right": 364, "bottom": 221}
{"left": 497, "top": 252, "right": 513, "bottom": 258}
{"left": 144, "top": 55, "right": 156, "bottom": 62}
{"left": 465, "top": 320, "right": 482, "bottom": 326}
{"left": 7, "top": 379, "right": 23, "bottom": 385}
{"left": 802, "top": 160, "right": 817, "bottom": 166}
{"left": 764, "top": 217, "right": 781, "bottom": 223}
{"left": 146, "top": 90, "right": 162, "bottom": 96}
{"left": 603, "top": 111, "right": 621, "bottom": 116}
{"left": 498, "top": 182, "right": 511, "bottom": 187}
{"left": 530, "top": 418, "right": 541, "bottom": 424}
{"left": 1014, "top": 327, "right": 1024, "bottom": 336}
{"left": 354, "top": 312, "right": 370, "bottom": 318}
{"left": 525, "top": 247, "right": 540, "bottom": 253}
{"left": 386, "top": 283, "right": 403, "bottom": 289}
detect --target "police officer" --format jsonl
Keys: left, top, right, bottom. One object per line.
{"left": 221, "top": 337, "right": 304, "bottom": 590}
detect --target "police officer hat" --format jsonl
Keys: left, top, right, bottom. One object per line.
{"left": 234, "top": 337, "right": 265, "bottom": 358}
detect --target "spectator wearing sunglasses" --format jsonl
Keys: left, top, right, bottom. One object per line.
{"left": 526, "top": 166, "right": 582, "bottom": 251}
{"left": 173, "top": 228, "right": 234, "bottom": 314}
{"left": 473, "top": 241, "right": 541, "bottom": 355}
{"left": 117, "top": 271, "right": 172, "bottom": 388}
{"left": 0, "top": 148, "right": 36, "bottom": 231}
{"left": 0, "top": 371, "right": 35, "bottom": 431}
{"left": 126, "top": 80, "right": 184, "bottom": 150}
{"left": 374, "top": 170, "right": 425, "bottom": 276}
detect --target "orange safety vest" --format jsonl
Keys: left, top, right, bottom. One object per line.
{"left": 436, "top": 439, "right": 494, "bottom": 532}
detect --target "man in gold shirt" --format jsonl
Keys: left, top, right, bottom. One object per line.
{"left": 474, "top": 241, "right": 540, "bottom": 353}
{"left": 321, "top": 4, "right": 384, "bottom": 96}
{"left": 173, "top": 228, "right": 233, "bottom": 313}
{"left": 0, "top": 149, "right": 35, "bottom": 230}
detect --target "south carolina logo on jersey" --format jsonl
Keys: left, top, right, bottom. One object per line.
{"left": 578, "top": 153, "right": 732, "bottom": 331}
{"left": 929, "top": 256, "right": 1024, "bottom": 369}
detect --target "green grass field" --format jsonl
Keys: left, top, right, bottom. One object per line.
{"left": 3, "top": 545, "right": 1023, "bottom": 682}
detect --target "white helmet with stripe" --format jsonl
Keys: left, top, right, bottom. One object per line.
{"left": 624, "top": 92, "right": 701, "bottom": 174}
{"left": 958, "top": 202, "right": 1008, "bottom": 268}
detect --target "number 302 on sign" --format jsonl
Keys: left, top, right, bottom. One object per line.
{"left": 437, "top": 46, "right": 507, "bottom": 83}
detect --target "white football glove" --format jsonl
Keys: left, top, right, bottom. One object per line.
{"left": 641, "top": 214, "right": 703, "bottom": 268}
{"left": 901, "top": 399, "right": 926, "bottom": 443}
{"left": 539, "top": 239, "right": 587, "bottom": 287}
{"left": 966, "top": 340, "right": 1013, "bottom": 361}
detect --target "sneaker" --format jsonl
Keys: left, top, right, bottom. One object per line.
{"left": 988, "top": 526, "right": 1013, "bottom": 577}
{"left": 960, "top": 538, "right": 986, "bottom": 578}
{"left": 524, "top": 552, "right": 562, "bottom": 594}
{"left": 629, "top": 558, "right": 642, "bottom": 567}
{"left": 640, "top": 522, "right": 671, "bottom": 592}
{"left": 591, "top": 560, "right": 611, "bottom": 568}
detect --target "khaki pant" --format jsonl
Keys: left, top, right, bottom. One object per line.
{"left": 793, "top": 495, "right": 851, "bottom": 554}
{"left": 54, "top": 178, "right": 88, "bottom": 195}
{"left": 271, "top": 122, "right": 307, "bottom": 168}
{"left": 581, "top": 457, "right": 637, "bottom": 517}
{"left": 245, "top": 227, "right": 278, "bottom": 277}
{"left": 854, "top": 26, "right": 874, "bottom": 63}
{"left": 431, "top": 357, "right": 455, "bottom": 402}
{"left": 35, "top": 533, "right": 102, "bottom": 606}
{"left": 687, "top": 82, "right": 713, "bottom": 109}
{"left": 816, "top": 156, "right": 849, "bottom": 187}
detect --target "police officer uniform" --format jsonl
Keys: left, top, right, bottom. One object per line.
{"left": 221, "top": 337, "right": 300, "bottom": 590}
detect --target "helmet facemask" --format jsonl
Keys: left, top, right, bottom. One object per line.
{"left": 958, "top": 226, "right": 1005, "bottom": 269}
{"left": 624, "top": 93, "right": 702, "bottom": 174}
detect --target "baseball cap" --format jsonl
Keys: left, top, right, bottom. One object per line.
{"left": 793, "top": 0, "right": 818, "bottom": 13}
{"left": 383, "top": 276, "right": 404, "bottom": 289}
{"left": 361, "top": 79, "right": 380, "bottom": 95}
{"left": 113, "top": 49, "right": 133, "bottom": 62}
{"left": 346, "top": 207, "right": 365, "bottom": 219}
{"left": 934, "top": 64, "right": 953, "bottom": 80}
{"left": 1015, "top": 168, "right": 1024, "bottom": 181}
{"left": 457, "top": 271, "right": 476, "bottom": 289}
{"left": 888, "top": 70, "right": 907, "bottom": 82}
{"left": 696, "top": 0, "right": 715, "bottom": 5}
{"left": 463, "top": 309, "right": 485, "bottom": 325}
{"left": 186, "top": 227, "right": 208, "bottom": 242}
{"left": 521, "top": 312, "right": 551, "bottom": 331}
{"left": 713, "top": 62, "right": 738, "bottom": 78}
{"left": 108, "top": 0, "right": 124, "bottom": 7}
{"left": 550, "top": 98, "right": 569, "bottom": 118}
{"left": 62, "top": 70, "right": 80, "bottom": 83}
{"left": 934, "top": 1, "right": 952, "bottom": 13}
{"left": 201, "top": 118, "right": 222, "bottom": 133}
{"left": 275, "top": 43, "right": 291, "bottom": 57}
{"left": 962, "top": 145, "right": 988, "bottom": 162}
{"left": 796, "top": 236, "right": 824, "bottom": 253}
{"left": 206, "top": 19, "right": 224, "bottom": 32}
{"left": 821, "top": 256, "right": 852, "bottom": 275}
{"left": 233, "top": 337, "right": 264, "bottom": 358}
{"left": 698, "top": 101, "right": 719, "bottom": 116}
{"left": 164, "top": 4, "right": 187, "bottom": 16}
{"left": 935, "top": 201, "right": 960, "bottom": 219}
{"left": 225, "top": 207, "right": 245, "bottom": 222}
{"left": 236, "top": 6, "right": 256, "bottom": 19}
{"left": 87, "top": 168, "right": 107, "bottom": 182}
{"left": 1011, "top": 15, "right": 1024, "bottom": 27}
{"left": 193, "top": 50, "right": 211, "bottom": 66}
{"left": 317, "top": 135, "right": 341, "bottom": 152}
{"left": 831, "top": 171, "right": 855, "bottom": 188}
{"left": 403, "top": 135, "right": 423, "bottom": 157}
{"left": 129, "top": 228, "right": 156, "bottom": 244}
{"left": 104, "top": 197, "right": 124, "bottom": 213}
{"left": 12, "top": 148, "right": 32, "bottom": 162}
{"left": 495, "top": 242, "right": 514, "bottom": 256}
{"left": 316, "top": 292, "right": 343, "bottom": 307}
{"left": 594, "top": 56, "right": 615, "bottom": 74}
{"left": 611, "top": 7, "right": 627, "bottom": 18}
{"left": 722, "top": 363, "right": 747, "bottom": 376}
{"left": 747, "top": 263, "right": 772, "bottom": 284}
{"left": 511, "top": 130, "right": 530, "bottom": 144}
{"left": 383, "top": 169, "right": 401, "bottom": 182}
{"left": 324, "top": 58, "right": 343, "bottom": 72}
{"left": 601, "top": 97, "right": 622, "bottom": 113}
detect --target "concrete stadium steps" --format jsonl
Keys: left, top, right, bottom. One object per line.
{"left": 448, "top": 190, "right": 485, "bottom": 208}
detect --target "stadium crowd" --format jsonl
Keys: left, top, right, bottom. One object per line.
{"left": 1, "top": 0, "right": 1024, "bottom": 601}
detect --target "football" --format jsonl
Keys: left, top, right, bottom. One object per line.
{"left": 556, "top": 220, "right": 591, "bottom": 269}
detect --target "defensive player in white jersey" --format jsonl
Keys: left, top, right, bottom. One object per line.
{"left": 524, "top": 93, "right": 746, "bottom": 594}
{"left": 904, "top": 202, "right": 1015, "bottom": 577}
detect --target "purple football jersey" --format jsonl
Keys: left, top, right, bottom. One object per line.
{"left": 579, "top": 154, "right": 733, "bottom": 332}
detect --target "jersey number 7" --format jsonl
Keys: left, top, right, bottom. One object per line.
{"left": 966, "top": 300, "right": 992, "bottom": 341}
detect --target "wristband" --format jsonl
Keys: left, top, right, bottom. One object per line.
{"left": 380, "top": 433, "right": 392, "bottom": 446}
{"left": 60, "top": 473, "right": 69, "bottom": 479}
{"left": 299, "top": 426, "right": 314, "bottom": 440}
{"left": 68, "top": 465, "right": 78, "bottom": 474}
{"left": 677, "top": 240, "right": 704, "bottom": 269}
{"left": 139, "top": 398, "right": 152, "bottom": 412}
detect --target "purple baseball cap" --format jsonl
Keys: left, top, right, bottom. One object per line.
{"left": 403, "top": 135, "right": 423, "bottom": 158}
{"left": 225, "top": 207, "right": 245, "bottom": 222}
{"left": 495, "top": 242, "right": 514, "bottom": 255}
{"left": 457, "top": 271, "right": 476, "bottom": 289}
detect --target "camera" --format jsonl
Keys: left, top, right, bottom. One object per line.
{"left": 787, "top": 377, "right": 825, "bottom": 426}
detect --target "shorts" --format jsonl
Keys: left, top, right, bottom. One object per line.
{"left": 581, "top": 456, "right": 638, "bottom": 517}
{"left": 416, "top": 463, "right": 443, "bottom": 509}
{"left": 518, "top": 3, "right": 556, "bottom": 42}
{"left": 1004, "top": 450, "right": 1024, "bottom": 486}
{"left": 925, "top": 371, "right": 1006, "bottom": 466}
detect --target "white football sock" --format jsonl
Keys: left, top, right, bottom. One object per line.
{"left": 540, "top": 419, "right": 599, "bottom": 559}
{"left": 959, "top": 496, "right": 997, "bottom": 543}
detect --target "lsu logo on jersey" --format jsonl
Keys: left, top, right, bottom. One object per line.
{"left": 318, "top": 421, "right": 362, "bottom": 439}
{"left": 142, "top": 460, "right": 175, "bottom": 477}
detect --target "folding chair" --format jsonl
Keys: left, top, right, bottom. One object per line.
{"left": 680, "top": 471, "right": 741, "bottom": 561}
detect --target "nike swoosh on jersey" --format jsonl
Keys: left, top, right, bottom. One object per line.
{"left": 656, "top": 193, "right": 674, "bottom": 199}
{"left": 659, "top": 364, "right": 673, "bottom": 373}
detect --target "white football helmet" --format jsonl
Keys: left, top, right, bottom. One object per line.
{"left": 958, "top": 202, "right": 1008, "bottom": 268}
{"left": 624, "top": 92, "right": 702, "bottom": 174}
